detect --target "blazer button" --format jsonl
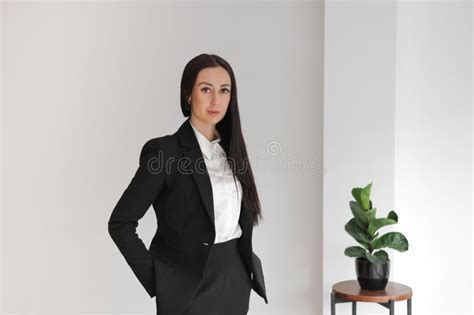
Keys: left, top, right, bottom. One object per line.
{"left": 202, "top": 242, "right": 209, "bottom": 246}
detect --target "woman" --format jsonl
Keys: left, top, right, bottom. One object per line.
{"left": 108, "top": 53, "right": 268, "bottom": 315}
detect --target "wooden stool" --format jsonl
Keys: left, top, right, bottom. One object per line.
{"left": 331, "top": 280, "right": 412, "bottom": 315}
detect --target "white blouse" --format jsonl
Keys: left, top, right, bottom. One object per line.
{"left": 190, "top": 121, "right": 243, "bottom": 244}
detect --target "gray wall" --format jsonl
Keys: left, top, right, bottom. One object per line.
{"left": 1, "top": 1, "right": 324, "bottom": 314}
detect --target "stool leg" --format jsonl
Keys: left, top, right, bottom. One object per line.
{"left": 389, "top": 299, "right": 395, "bottom": 315}
{"left": 331, "top": 292, "right": 335, "bottom": 315}
{"left": 352, "top": 301, "right": 356, "bottom": 315}
{"left": 407, "top": 298, "right": 412, "bottom": 315}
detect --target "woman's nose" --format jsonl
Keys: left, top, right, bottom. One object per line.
{"left": 211, "top": 91, "right": 223, "bottom": 105}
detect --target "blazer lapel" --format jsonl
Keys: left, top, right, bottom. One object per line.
{"left": 176, "top": 117, "right": 254, "bottom": 236}
{"left": 177, "top": 118, "right": 215, "bottom": 229}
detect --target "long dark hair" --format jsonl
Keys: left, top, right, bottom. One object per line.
{"left": 180, "top": 53, "right": 263, "bottom": 226}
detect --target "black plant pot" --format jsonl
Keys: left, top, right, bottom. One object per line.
{"left": 355, "top": 257, "right": 390, "bottom": 290}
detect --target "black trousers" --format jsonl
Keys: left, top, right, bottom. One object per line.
{"left": 181, "top": 237, "right": 252, "bottom": 315}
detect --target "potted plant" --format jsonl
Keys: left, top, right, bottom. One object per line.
{"left": 344, "top": 182, "right": 409, "bottom": 290}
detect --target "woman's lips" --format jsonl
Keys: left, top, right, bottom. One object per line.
{"left": 208, "top": 110, "right": 220, "bottom": 116}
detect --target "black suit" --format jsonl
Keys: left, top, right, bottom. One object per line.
{"left": 108, "top": 117, "right": 268, "bottom": 314}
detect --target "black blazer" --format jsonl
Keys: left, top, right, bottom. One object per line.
{"left": 108, "top": 117, "right": 268, "bottom": 314}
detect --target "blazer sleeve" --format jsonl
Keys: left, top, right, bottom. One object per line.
{"left": 108, "top": 138, "right": 165, "bottom": 299}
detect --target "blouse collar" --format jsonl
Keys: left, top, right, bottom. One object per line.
{"left": 190, "top": 120, "right": 223, "bottom": 160}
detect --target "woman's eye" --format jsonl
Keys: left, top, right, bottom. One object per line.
{"left": 201, "top": 87, "right": 230, "bottom": 94}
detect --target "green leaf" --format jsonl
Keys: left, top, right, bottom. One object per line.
{"left": 365, "top": 250, "right": 389, "bottom": 264}
{"left": 366, "top": 207, "right": 377, "bottom": 222}
{"left": 345, "top": 246, "right": 367, "bottom": 258}
{"left": 373, "top": 250, "right": 389, "bottom": 261}
{"left": 345, "top": 218, "right": 371, "bottom": 250}
{"left": 367, "top": 211, "right": 398, "bottom": 237}
{"left": 371, "top": 232, "right": 409, "bottom": 252}
{"left": 351, "top": 188, "right": 363, "bottom": 208}
{"left": 387, "top": 210, "right": 398, "bottom": 221}
{"left": 349, "top": 201, "right": 369, "bottom": 228}
{"left": 360, "top": 182, "right": 372, "bottom": 210}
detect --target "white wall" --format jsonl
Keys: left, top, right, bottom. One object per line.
{"left": 323, "top": 0, "right": 397, "bottom": 314}
{"left": 0, "top": 1, "right": 3, "bottom": 312}
{"left": 395, "top": 2, "right": 472, "bottom": 314}
{"left": 1, "top": 1, "right": 324, "bottom": 314}
{"left": 3, "top": 1, "right": 472, "bottom": 314}
{"left": 324, "top": 1, "right": 472, "bottom": 315}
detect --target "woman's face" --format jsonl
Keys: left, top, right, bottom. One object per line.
{"left": 187, "top": 66, "right": 232, "bottom": 125}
